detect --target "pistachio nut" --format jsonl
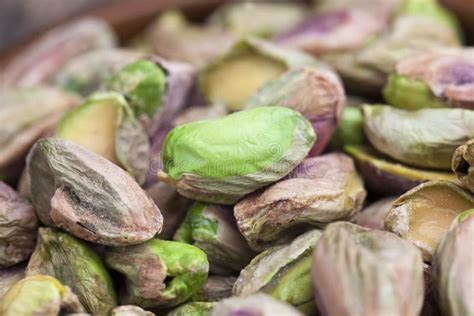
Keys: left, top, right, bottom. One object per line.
{"left": 363, "top": 105, "right": 474, "bottom": 170}
{"left": 421, "top": 264, "right": 441, "bottom": 316}
{"left": 52, "top": 48, "right": 144, "bottom": 96}
{"left": 433, "top": 210, "right": 474, "bottom": 316}
{"left": 234, "top": 153, "right": 365, "bottom": 249}
{"left": 385, "top": 180, "right": 474, "bottom": 261}
{"left": 212, "top": 293, "right": 303, "bottom": 316}
{"left": 192, "top": 276, "right": 237, "bottom": 302}
{"left": 233, "top": 230, "right": 322, "bottom": 314}
{"left": 199, "top": 37, "right": 318, "bottom": 111}
{"left": 0, "top": 87, "right": 79, "bottom": 178}
{"left": 351, "top": 196, "right": 397, "bottom": 230}
{"left": 0, "top": 18, "right": 116, "bottom": 87}
{"left": 150, "top": 10, "right": 236, "bottom": 68}
{"left": 167, "top": 302, "right": 215, "bottom": 316}
{"left": 345, "top": 145, "right": 457, "bottom": 196}
{"left": 56, "top": 91, "right": 150, "bottom": 184}
{"left": 105, "top": 239, "right": 209, "bottom": 310}
{"left": 245, "top": 66, "right": 345, "bottom": 156}
{"left": 312, "top": 222, "right": 424, "bottom": 316}
{"left": 330, "top": 105, "right": 365, "bottom": 150}
{"left": 384, "top": 48, "right": 474, "bottom": 110}
{"left": 207, "top": 2, "right": 307, "bottom": 38}
{"left": 174, "top": 202, "right": 255, "bottom": 274}
{"left": 160, "top": 106, "right": 315, "bottom": 205}
{"left": 452, "top": 139, "right": 474, "bottom": 193}
{"left": 0, "top": 275, "right": 85, "bottom": 316}
{"left": 0, "top": 263, "right": 25, "bottom": 298}
{"left": 26, "top": 227, "right": 117, "bottom": 315}
{"left": 111, "top": 305, "right": 155, "bottom": 316}
{"left": 0, "top": 182, "right": 38, "bottom": 267}
{"left": 27, "top": 138, "right": 162, "bottom": 245}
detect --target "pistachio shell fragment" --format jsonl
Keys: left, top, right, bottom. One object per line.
{"left": 0, "top": 18, "right": 116, "bottom": 87}
{"left": 112, "top": 305, "right": 155, "bottom": 316}
{"left": 245, "top": 66, "right": 345, "bottom": 156}
{"left": 0, "top": 275, "right": 85, "bottom": 316}
{"left": 200, "top": 37, "right": 318, "bottom": 111}
{"left": 0, "top": 86, "right": 80, "bottom": 175}
{"left": 105, "top": 239, "right": 209, "bottom": 310}
{"left": 0, "top": 182, "right": 38, "bottom": 267}
{"left": 28, "top": 138, "right": 162, "bottom": 245}
{"left": 174, "top": 202, "right": 255, "bottom": 274}
{"left": 0, "top": 263, "right": 25, "bottom": 298}
{"left": 168, "top": 302, "right": 215, "bottom": 316}
{"left": 345, "top": 145, "right": 457, "bottom": 196}
{"left": 312, "top": 222, "right": 424, "bottom": 316}
{"left": 26, "top": 227, "right": 117, "bottom": 315}
{"left": 192, "top": 276, "right": 237, "bottom": 302}
{"left": 363, "top": 105, "right": 474, "bottom": 170}
{"left": 233, "top": 230, "right": 322, "bottom": 313}
{"left": 160, "top": 106, "right": 315, "bottom": 205}
{"left": 208, "top": 2, "right": 307, "bottom": 38}
{"left": 352, "top": 196, "right": 397, "bottom": 230}
{"left": 212, "top": 293, "right": 303, "bottom": 316}
{"left": 52, "top": 48, "right": 144, "bottom": 96}
{"left": 385, "top": 180, "right": 474, "bottom": 261}
{"left": 433, "top": 211, "right": 474, "bottom": 316}
{"left": 452, "top": 139, "right": 474, "bottom": 193}
{"left": 57, "top": 91, "right": 149, "bottom": 184}
{"left": 234, "top": 153, "right": 365, "bottom": 249}
{"left": 150, "top": 10, "right": 236, "bottom": 68}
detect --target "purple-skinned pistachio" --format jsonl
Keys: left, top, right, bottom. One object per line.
{"left": 0, "top": 182, "right": 38, "bottom": 267}
{"left": 0, "top": 18, "right": 116, "bottom": 88}
{"left": 0, "top": 263, "right": 25, "bottom": 298}
{"left": 192, "top": 276, "right": 237, "bottom": 302}
{"left": 245, "top": 66, "right": 345, "bottom": 156}
{"left": 351, "top": 196, "right": 397, "bottom": 230}
{"left": 312, "top": 222, "right": 424, "bottom": 316}
{"left": 234, "top": 153, "right": 366, "bottom": 249}
{"left": 452, "top": 139, "right": 474, "bottom": 193}
{"left": 27, "top": 138, "right": 162, "bottom": 246}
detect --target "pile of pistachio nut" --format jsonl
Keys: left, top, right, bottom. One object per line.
{"left": 0, "top": 0, "right": 473, "bottom": 315}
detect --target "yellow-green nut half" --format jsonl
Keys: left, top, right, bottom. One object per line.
{"left": 433, "top": 210, "right": 474, "bottom": 316}
{"left": 160, "top": 106, "right": 316, "bottom": 205}
{"left": 233, "top": 229, "right": 322, "bottom": 314}
{"left": 0, "top": 275, "right": 85, "bottom": 316}
{"left": 26, "top": 227, "right": 117, "bottom": 315}
{"left": 363, "top": 105, "right": 474, "bottom": 170}
{"left": 105, "top": 239, "right": 209, "bottom": 310}
{"left": 312, "top": 222, "right": 424, "bottom": 316}
{"left": 452, "top": 138, "right": 474, "bottom": 193}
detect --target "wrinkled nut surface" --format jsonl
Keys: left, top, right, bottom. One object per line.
{"left": 111, "top": 305, "right": 155, "bottom": 316}
{"left": 0, "top": 18, "right": 116, "bottom": 88}
{"left": 345, "top": 145, "right": 457, "bottom": 196}
{"left": 312, "top": 222, "right": 424, "bottom": 316}
{"left": 192, "top": 276, "right": 237, "bottom": 302}
{"left": 168, "top": 302, "right": 215, "bottom": 316}
{"left": 0, "top": 86, "right": 80, "bottom": 172}
{"left": 28, "top": 138, "right": 162, "bottom": 245}
{"left": 234, "top": 153, "right": 365, "bottom": 249}
{"left": 26, "top": 227, "right": 117, "bottom": 315}
{"left": 245, "top": 66, "right": 345, "bottom": 156}
{"left": 0, "top": 263, "right": 25, "bottom": 298}
{"left": 105, "top": 239, "right": 209, "bottom": 310}
{"left": 233, "top": 230, "right": 322, "bottom": 313}
{"left": 452, "top": 139, "right": 474, "bottom": 193}
{"left": 352, "top": 196, "right": 397, "bottom": 230}
{"left": 199, "top": 37, "right": 318, "bottom": 111}
{"left": 174, "top": 202, "right": 255, "bottom": 274}
{"left": 160, "top": 106, "right": 315, "bottom": 205}
{"left": 385, "top": 180, "right": 474, "bottom": 262}
{"left": 433, "top": 211, "right": 474, "bottom": 316}
{"left": 0, "top": 275, "right": 85, "bottom": 316}
{"left": 211, "top": 293, "right": 303, "bottom": 316}
{"left": 363, "top": 105, "right": 474, "bottom": 170}
{"left": 0, "top": 182, "right": 38, "bottom": 267}
{"left": 56, "top": 91, "right": 150, "bottom": 184}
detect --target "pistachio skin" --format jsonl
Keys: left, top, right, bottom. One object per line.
{"left": 452, "top": 139, "right": 474, "bottom": 193}
{"left": 192, "top": 276, "right": 237, "bottom": 302}
{"left": 0, "top": 182, "right": 38, "bottom": 267}
{"left": 351, "top": 197, "right": 397, "bottom": 230}
{"left": 0, "top": 263, "right": 25, "bottom": 297}
{"left": 160, "top": 106, "right": 315, "bottom": 205}
{"left": 312, "top": 222, "right": 424, "bottom": 316}
{"left": 167, "top": 302, "right": 215, "bottom": 316}
{"left": 111, "top": 305, "right": 155, "bottom": 316}
{"left": 26, "top": 227, "right": 117, "bottom": 315}
{"left": 433, "top": 212, "right": 474, "bottom": 316}
{"left": 105, "top": 239, "right": 209, "bottom": 310}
